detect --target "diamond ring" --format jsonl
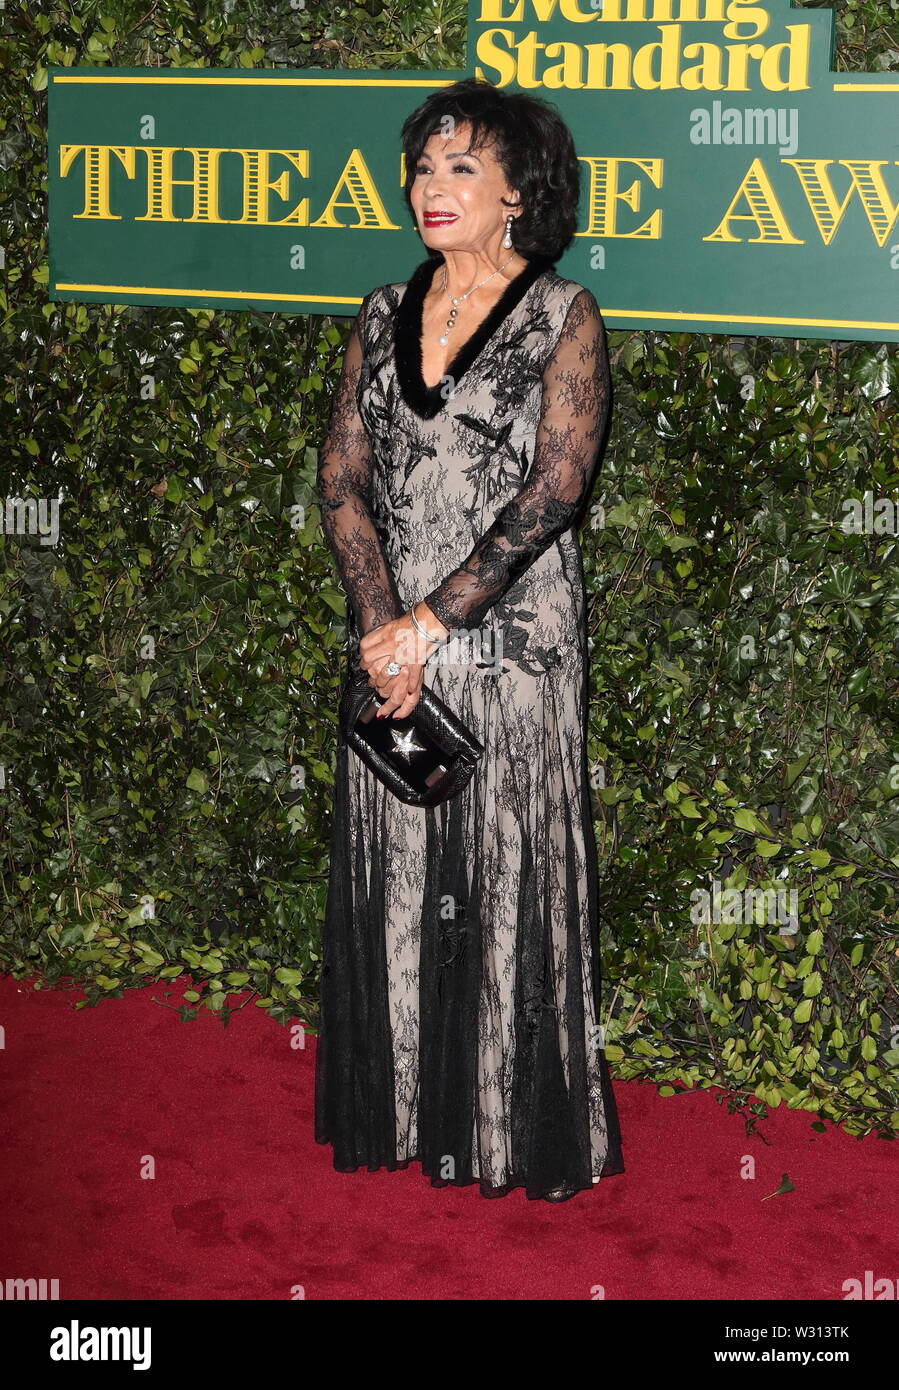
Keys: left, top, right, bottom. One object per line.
{"left": 385, "top": 660, "right": 402, "bottom": 677}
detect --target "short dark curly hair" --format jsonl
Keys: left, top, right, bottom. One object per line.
{"left": 399, "top": 78, "right": 581, "bottom": 264}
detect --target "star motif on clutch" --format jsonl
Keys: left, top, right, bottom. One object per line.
{"left": 390, "top": 727, "right": 427, "bottom": 760}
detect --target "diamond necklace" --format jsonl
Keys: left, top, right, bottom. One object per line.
{"left": 438, "top": 254, "right": 518, "bottom": 345}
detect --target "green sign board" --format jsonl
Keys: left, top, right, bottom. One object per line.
{"left": 48, "top": 0, "right": 899, "bottom": 340}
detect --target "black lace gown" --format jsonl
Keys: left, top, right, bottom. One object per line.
{"left": 314, "top": 251, "right": 624, "bottom": 1199}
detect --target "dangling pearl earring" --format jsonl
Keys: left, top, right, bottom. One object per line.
{"left": 502, "top": 213, "right": 514, "bottom": 249}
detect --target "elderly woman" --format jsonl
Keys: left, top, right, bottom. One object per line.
{"left": 314, "top": 77, "right": 623, "bottom": 1202}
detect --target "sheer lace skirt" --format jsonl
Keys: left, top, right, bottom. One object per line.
{"left": 314, "top": 652, "right": 624, "bottom": 1199}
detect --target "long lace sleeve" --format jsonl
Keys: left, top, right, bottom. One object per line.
{"left": 316, "top": 295, "right": 405, "bottom": 637}
{"left": 421, "top": 287, "right": 611, "bottom": 633}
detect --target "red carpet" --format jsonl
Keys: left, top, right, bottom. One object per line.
{"left": 1, "top": 972, "right": 895, "bottom": 1301}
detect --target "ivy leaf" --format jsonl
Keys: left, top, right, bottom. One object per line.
{"left": 785, "top": 754, "right": 811, "bottom": 788}
{"left": 275, "top": 968, "right": 303, "bottom": 986}
{"left": 761, "top": 1173, "right": 795, "bottom": 1201}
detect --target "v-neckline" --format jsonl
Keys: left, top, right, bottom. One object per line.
{"left": 393, "top": 252, "right": 554, "bottom": 420}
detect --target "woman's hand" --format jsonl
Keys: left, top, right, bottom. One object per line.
{"left": 370, "top": 663, "right": 426, "bottom": 720}
{"left": 360, "top": 606, "right": 449, "bottom": 719}
{"left": 361, "top": 614, "right": 431, "bottom": 675}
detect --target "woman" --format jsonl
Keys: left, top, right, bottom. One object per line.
{"left": 314, "top": 77, "right": 623, "bottom": 1202}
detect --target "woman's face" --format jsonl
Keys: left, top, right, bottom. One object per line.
{"left": 409, "top": 120, "right": 519, "bottom": 255}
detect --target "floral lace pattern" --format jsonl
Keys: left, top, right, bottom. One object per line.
{"left": 314, "top": 255, "right": 624, "bottom": 1199}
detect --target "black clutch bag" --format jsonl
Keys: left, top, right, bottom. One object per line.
{"left": 338, "top": 664, "right": 483, "bottom": 807}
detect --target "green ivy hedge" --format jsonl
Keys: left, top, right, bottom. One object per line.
{"left": 1, "top": 0, "right": 897, "bottom": 1140}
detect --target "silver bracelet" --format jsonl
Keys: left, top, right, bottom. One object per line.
{"left": 409, "top": 604, "right": 444, "bottom": 645}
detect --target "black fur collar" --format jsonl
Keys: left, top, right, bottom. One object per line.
{"left": 393, "top": 252, "right": 554, "bottom": 419}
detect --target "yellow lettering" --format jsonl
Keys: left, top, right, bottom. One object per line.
{"left": 704, "top": 157, "right": 804, "bottom": 242}
{"left": 476, "top": 0, "right": 770, "bottom": 33}
{"left": 585, "top": 41, "right": 633, "bottom": 88}
{"left": 542, "top": 41, "right": 586, "bottom": 88}
{"left": 184, "top": 149, "right": 228, "bottom": 223}
{"left": 135, "top": 148, "right": 220, "bottom": 222}
{"left": 476, "top": 0, "right": 598, "bottom": 19}
{"left": 312, "top": 148, "right": 401, "bottom": 230}
{"left": 680, "top": 42, "right": 725, "bottom": 90}
{"left": 238, "top": 150, "right": 308, "bottom": 225}
{"left": 580, "top": 156, "right": 663, "bottom": 236}
{"left": 474, "top": 28, "right": 521, "bottom": 85}
{"left": 633, "top": 24, "right": 690, "bottom": 88}
{"left": 759, "top": 25, "right": 810, "bottom": 91}
{"left": 137, "top": 148, "right": 196, "bottom": 222}
{"left": 785, "top": 159, "right": 899, "bottom": 247}
{"left": 722, "top": 0, "right": 769, "bottom": 41}
{"left": 61, "top": 145, "right": 135, "bottom": 220}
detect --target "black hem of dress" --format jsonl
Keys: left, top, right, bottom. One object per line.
{"left": 314, "top": 1134, "right": 625, "bottom": 1201}
{"left": 315, "top": 710, "right": 627, "bottom": 1197}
